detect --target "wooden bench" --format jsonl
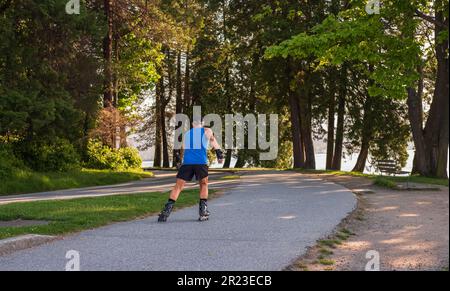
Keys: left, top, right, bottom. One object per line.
{"left": 376, "top": 160, "right": 411, "bottom": 188}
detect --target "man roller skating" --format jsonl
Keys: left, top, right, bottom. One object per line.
{"left": 158, "top": 119, "right": 224, "bottom": 222}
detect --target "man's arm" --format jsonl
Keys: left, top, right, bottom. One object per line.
{"left": 205, "top": 128, "right": 220, "bottom": 150}
{"left": 205, "top": 128, "right": 224, "bottom": 164}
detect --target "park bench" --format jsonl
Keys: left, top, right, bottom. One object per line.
{"left": 376, "top": 159, "right": 411, "bottom": 188}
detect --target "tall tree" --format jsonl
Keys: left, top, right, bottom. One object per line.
{"left": 103, "top": 0, "right": 114, "bottom": 108}
{"left": 266, "top": 1, "right": 447, "bottom": 175}
{"left": 417, "top": 0, "right": 449, "bottom": 178}
{"left": 331, "top": 65, "right": 348, "bottom": 170}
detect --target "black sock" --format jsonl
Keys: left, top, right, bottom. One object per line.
{"left": 200, "top": 199, "right": 208, "bottom": 203}
{"left": 168, "top": 199, "right": 176, "bottom": 204}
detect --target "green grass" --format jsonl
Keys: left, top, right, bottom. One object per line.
{"left": 319, "top": 248, "right": 334, "bottom": 256}
{"left": 318, "top": 239, "right": 342, "bottom": 249}
{"left": 294, "top": 169, "right": 371, "bottom": 177}
{"left": 376, "top": 175, "right": 448, "bottom": 187}
{"left": 0, "top": 189, "right": 204, "bottom": 240}
{"left": 318, "top": 259, "right": 335, "bottom": 266}
{"left": 0, "top": 169, "right": 154, "bottom": 196}
{"left": 340, "top": 228, "right": 355, "bottom": 236}
{"left": 294, "top": 169, "right": 448, "bottom": 188}
{"left": 373, "top": 177, "right": 399, "bottom": 189}
{"left": 219, "top": 175, "right": 241, "bottom": 180}
{"left": 295, "top": 263, "right": 309, "bottom": 271}
{"left": 143, "top": 167, "right": 178, "bottom": 172}
{"left": 336, "top": 232, "right": 351, "bottom": 241}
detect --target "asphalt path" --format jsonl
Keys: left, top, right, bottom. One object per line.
{"left": 0, "top": 171, "right": 356, "bottom": 271}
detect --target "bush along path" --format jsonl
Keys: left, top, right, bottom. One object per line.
{"left": 1, "top": 136, "right": 154, "bottom": 196}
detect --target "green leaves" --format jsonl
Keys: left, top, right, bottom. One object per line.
{"left": 84, "top": 140, "right": 142, "bottom": 171}
{"left": 265, "top": 1, "right": 423, "bottom": 100}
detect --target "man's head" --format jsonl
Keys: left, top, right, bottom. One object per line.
{"left": 192, "top": 117, "right": 203, "bottom": 128}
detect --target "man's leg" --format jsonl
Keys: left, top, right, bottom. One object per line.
{"left": 158, "top": 179, "right": 186, "bottom": 222}
{"left": 170, "top": 179, "right": 186, "bottom": 201}
{"left": 199, "top": 177, "right": 208, "bottom": 200}
{"left": 199, "top": 177, "right": 210, "bottom": 221}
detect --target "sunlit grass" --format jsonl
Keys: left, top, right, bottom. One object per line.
{"left": 0, "top": 189, "right": 206, "bottom": 240}
{"left": 293, "top": 169, "right": 448, "bottom": 187}
{"left": 0, "top": 169, "right": 154, "bottom": 196}
{"left": 219, "top": 175, "right": 241, "bottom": 180}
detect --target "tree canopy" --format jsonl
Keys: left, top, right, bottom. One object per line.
{"left": 1, "top": 0, "right": 448, "bottom": 178}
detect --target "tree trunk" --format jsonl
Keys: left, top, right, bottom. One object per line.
{"left": 103, "top": 0, "right": 114, "bottom": 108}
{"left": 153, "top": 73, "right": 162, "bottom": 168}
{"left": 223, "top": 76, "right": 233, "bottom": 169}
{"left": 327, "top": 2, "right": 344, "bottom": 170}
{"left": 223, "top": 149, "right": 233, "bottom": 168}
{"left": 352, "top": 91, "right": 373, "bottom": 173}
{"left": 113, "top": 33, "right": 120, "bottom": 107}
{"left": 352, "top": 138, "right": 370, "bottom": 172}
{"left": 235, "top": 150, "right": 247, "bottom": 168}
{"left": 222, "top": 6, "right": 232, "bottom": 169}
{"left": 161, "top": 49, "right": 172, "bottom": 168}
{"left": 423, "top": 4, "right": 449, "bottom": 178}
{"left": 285, "top": 61, "right": 305, "bottom": 168}
{"left": 407, "top": 67, "right": 430, "bottom": 176}
{"left": 326, "top": 70, "right": 336, "bottom": 169}
{"left": 299, "top": 90, "right": 315, "bottom": 169}
{"left": 433, "top": 4, "right": 449, "bottom": 178}
{"left": 120, "top": 124, "right": 127, "bottom": 147}
{"left": 289, "top": 92, "right": 305, "bottom": 168}
{"left": 161, "top": 109, "right": 170, "bottom": 168}
{"left": 176, "top": 51, "right": 183, "bottom": 115}
{"left": 172, "top": 51, "right": 184, "bottom": 166}
{"left": 332, "top": 68, "right": 346, "bottom": 170}
{"left": 183, "top": 51, "right": 191, "bottom": 113}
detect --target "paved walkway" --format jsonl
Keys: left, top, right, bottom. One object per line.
{"left": 0, "top": 171, "right": 356, "bottom": 271}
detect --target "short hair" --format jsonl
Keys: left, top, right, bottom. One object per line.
{"left": 192, "top": 117, "right": 203, "bottom": 126}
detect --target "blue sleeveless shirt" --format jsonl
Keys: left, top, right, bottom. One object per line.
{"left": 183, "top": 128, "right": 209, "bottom": 165}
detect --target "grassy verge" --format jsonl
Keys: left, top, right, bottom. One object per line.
{"left": 294, "top": 169, "right": 448, "bottom": 187}
{"left": 0, "top": 169, "right": 154, "bottom": 196}
{"left": 0, "top": 190, "right": 206, "bottom": 240}
{"left": 290, "top": 228, "right": 355, "bottom": 271}
{"left": 374, "top": 175, "right": 448, "bottom": 187}
{"left": 219, "top": 175, "right": 241, "bottom": 180}
{"left": 373, "top": 177, "right": 400, "bottom": 189}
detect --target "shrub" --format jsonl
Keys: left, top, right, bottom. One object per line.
{"left": 0, "top": 143, "right": 26, "bottom": 178}
{"left": 85, "top": 140, "right": 142, "bottom": 171}
{"left": 19, "top": 138, "right": 81, "bottom": 172}
{"left": 118, "top": 147, "right": 142, "bottom": 170}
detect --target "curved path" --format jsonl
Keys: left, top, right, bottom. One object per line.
{"left": 0, "top": 171, "right": 356, "bottom": 271}
{"left": 0, "top": 171, "right": 236, "bottom": 205}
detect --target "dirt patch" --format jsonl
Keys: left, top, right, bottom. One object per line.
{"left": 289, "top": 174, "right": 449, "bottom": 271}
{"left": 0, "top": 220, "right": 49, "bottom": 228}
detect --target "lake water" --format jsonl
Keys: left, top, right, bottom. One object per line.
{"left": 143, "top": 150, "right": 445, "bottom": 175}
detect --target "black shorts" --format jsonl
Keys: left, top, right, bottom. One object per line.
{"left": 176, "top": 165, "right": 209, "bottom": 182}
